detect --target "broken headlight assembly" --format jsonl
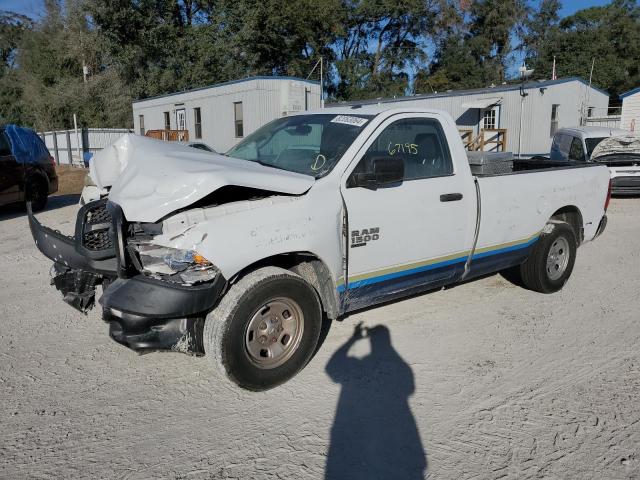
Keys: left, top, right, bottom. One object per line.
{"left": 133, "top": 244, "right": 219, "bottom": 285}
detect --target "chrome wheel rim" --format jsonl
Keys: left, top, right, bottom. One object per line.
{"left": 546, "top": 236, "right": 570, "bottom": 281}
{"left": 245, "top": 297, "right": 304, "bottom": 369}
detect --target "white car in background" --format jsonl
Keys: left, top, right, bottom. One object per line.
{"left": 80, "top": 140, "right": 216, "bottom": 204}
{"left": 550, "top": 126, "right": 640, "bottom": 195}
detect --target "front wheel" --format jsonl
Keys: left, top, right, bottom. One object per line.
{"left": 519, "top": 221, "right": 577, "bottom": 293}
{"left": 204, "top": 266, "right": 322, "bottom": 391}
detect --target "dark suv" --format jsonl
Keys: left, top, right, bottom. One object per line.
{"left": 0, "top": 125, "right": 58, "bottom": 211}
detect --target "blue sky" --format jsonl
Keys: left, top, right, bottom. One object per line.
{"left": 559, "top": 0, "right": 611, "bottom": 16}
{"left": 0, "top": 0, "right": 44, "bottom": 18}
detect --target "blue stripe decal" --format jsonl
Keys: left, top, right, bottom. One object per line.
{"left": 338, "top": 254, "right": 468, "bottom": 293}
{"left": 471, "top": 236, "right": 539, "bottom": 260}
{"left": 338, "top": 236, "right": 539, "bottom": 292}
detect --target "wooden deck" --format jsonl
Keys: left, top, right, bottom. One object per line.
{"left": 145, "top": 129, "right": 189, "bottom": 142}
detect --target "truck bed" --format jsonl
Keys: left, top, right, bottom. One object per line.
{"left": 473, "top": 162, "right": 610, "bottom": 262}
{"left": 471, "top": 155, "right": 595, "bottom": 177}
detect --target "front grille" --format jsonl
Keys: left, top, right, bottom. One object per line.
{"left": 81, "top": 201, "right": 113, "bottom": 252}
{"left": 83, "top": 230, "right": 112, "bottom": 251}
{"left": 85, "top": 203, "right": 112, "bottom": 225}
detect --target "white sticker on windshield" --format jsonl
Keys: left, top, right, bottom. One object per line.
{"left": 331, "top": 115, "right": 369, "bottom": 127}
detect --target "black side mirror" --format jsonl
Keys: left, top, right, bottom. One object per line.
{"left": 348, "top": 156, "right": 404, "bottom": 189}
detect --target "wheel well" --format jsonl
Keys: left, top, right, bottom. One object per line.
{"left": 230, "top": 252, "right": 340, "bottom": 320}
{"left": 550, "top": 206, "right": 583, "bottom": 244}
{"left": 24, "top": 171, "right": 49, "bottom": 192}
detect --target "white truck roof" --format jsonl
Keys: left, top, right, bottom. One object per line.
{"left": 556, "top": 126, "right": 629, "bottom": 139}
{"left": 306, "top": 105, "right": 452, "bottom": 117}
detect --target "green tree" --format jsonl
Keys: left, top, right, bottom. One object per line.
{"left": 331, "top": 0, "right": 438, "bottom": 100}
{"left": 466, "top": 0, "right": 527, "bottom": 84}
{"left": 0, "top": 10, "right": 33, "bottom": 124}
{"left": 415, "top": 32, "right": 484, "bottom": 93}
{"left": 527, "top": 0, "right": 640, "bottom": 97}
{"left": 15, "top": 0, "right": 133, "bottom": 129}
{"left": 415, "top": 0, "right": 526, "bottom": 94}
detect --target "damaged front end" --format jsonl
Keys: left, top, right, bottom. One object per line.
{"left": 50, "top": 264, "right": 102, "bottom": 313}
{"left": 28, "top": 199, "right": 225, "bottom": 355}
{"left": 28, "top": 198, "right": 117, "bottom": 313}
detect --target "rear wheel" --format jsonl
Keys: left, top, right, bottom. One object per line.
{"left": 26, "top": 177, "right": 48, "bottom": 211}
{"left": 204, "top": 266, "right": 322, "bottom": 391}
{"left": 519, "top": 221, "right": 577, "bottom": 293}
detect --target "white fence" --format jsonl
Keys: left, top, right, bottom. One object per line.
{"left": 39, "top": 128, "right": 131, "bottom": 166}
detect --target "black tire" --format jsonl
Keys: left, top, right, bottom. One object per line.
{"left": 204, "top": 266, "right": 322, "bottom": 391}
{"left": 25, "top": 177, "right": 48, "bottom": 211}
{"left": 519, "top": 221, "right": 577, "bottom": 293}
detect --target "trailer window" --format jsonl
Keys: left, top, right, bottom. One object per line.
{"left": 234, "top": 102, "right": 243, "bottom": 138}
{"left": 163, "top": 111, "right": 170, "bottom": 130}
{"left": 139, "top": 115, "right": 145, "bottom": 136}
{"left": 194, "top": 107, "right": 202, "bottom": 139}
{"left": 483, "top": 109, "right": 496, "bottom": 129}
{"left": 550, "top": 104, "right": 559, "bottom": 137}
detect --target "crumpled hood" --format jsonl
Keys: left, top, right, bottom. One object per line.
{"left": 591, "top": 134, "right": 640, "bottom": 159}
{"left": 90, "top": 134, "right": 314, "bottom": 223}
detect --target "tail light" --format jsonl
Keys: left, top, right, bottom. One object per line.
{"left": 604, "top": 179, "right": 612, "bottom": 211}
{"left": 49, "top": 155, "right": 56, "bottom": 167}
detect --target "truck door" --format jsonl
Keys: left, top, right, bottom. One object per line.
{"left": 340, "top": 113, "right": 475, "bottom": 310}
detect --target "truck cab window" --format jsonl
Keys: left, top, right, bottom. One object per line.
{"left": 354, "top": 118, "right": 453, "bottom": 181}
{"left": 568, "top": 137, "right": 586, "bottom": 162}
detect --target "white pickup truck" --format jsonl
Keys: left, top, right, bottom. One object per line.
{"left": 29, "top": 107, "right": 611, "bottom": 390}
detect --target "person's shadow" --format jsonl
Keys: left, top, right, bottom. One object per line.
{"left": 325, "top": 323, "right": 427, "bottom": 479}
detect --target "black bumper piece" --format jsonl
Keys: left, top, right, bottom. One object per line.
{"left": 106, "top": 313, "right": 205, "bottom": 354}
{"left": 27, "top": 203, "right": 117, "bottom": 275}
{"left": 100, "top": 274, "right": 225, "bottom": 320}
{"left": 100, "top": 274, "right": 225, "bottom": 354}
{"left": 51, "top": 264, "right": 102, "bottom": 313}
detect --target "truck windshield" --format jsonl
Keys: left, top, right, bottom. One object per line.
{"left": 226, "top": 114, "right": 373, "bottom": 178}
{"left": 585, "top": 137, "right": 607, "bottom": 158}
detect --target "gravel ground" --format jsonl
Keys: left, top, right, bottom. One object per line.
{"left": 1, "top": 196, "right": 639, "bottom": 480}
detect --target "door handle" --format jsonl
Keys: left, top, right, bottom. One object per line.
{"left": 440, "top": 193, "right": 463, "bottom": 202}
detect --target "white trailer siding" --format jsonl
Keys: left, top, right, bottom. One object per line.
{"left": 621, "top": 88, "right": 640, "bottom": 133}
{"left": 132, "top": 77, "right": 321, "bottom": 153}
{"left": 328, "top": 78, "right": 609, "bottom": 156}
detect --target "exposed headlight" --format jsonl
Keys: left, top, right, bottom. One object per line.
{"left": 135, "top": 244, "right": 219, "bottom": 285}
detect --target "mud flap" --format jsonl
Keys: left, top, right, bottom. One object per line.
{"left": 51, "top": 264, "right": 102, "bottom": 314}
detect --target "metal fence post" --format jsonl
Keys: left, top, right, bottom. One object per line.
{"left": 52, "top": 131, "right": 59, "bottom": 165}
{"left": 66, "top": 130, "right": 72, "bottom": 164}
